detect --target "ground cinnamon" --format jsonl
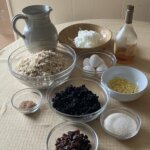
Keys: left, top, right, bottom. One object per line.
{"left": 19, "top": 100, "right": 36, "bottom": 109}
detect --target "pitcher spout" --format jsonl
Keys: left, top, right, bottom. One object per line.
{"left": 22, "top": 5, "right": 52, "bottom": 16}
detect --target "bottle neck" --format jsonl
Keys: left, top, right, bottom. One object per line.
{"left": 125, "top": 10, "right": 133, "bottom": 24}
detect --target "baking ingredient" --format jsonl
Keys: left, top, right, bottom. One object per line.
{"left": 108, "top": 77, "right": 138, "bottom": 93}
{"left": 83, "top": 58, "right": 90, "bottom": 66}
{"left": 115, "top": 44, "right": 137, "bottom": 64}
{"left": 52, "top": 85, "right": 101, "bottom": 115}
{"left": 83, "top": 66, "right": 95, "bottom": 72}
{"left": 104, "top": 112, "right": 137, "bottom": 137}
{"left": 16, "top": 50, "right": 68, "bottom": 77}
{"left": 19, "top": 100, "right": 36, "bottom": 109}
{"left": 55, "top": 130, "right": 91, "bottom": 150}
{"left": 114, "top": 5, "right": 137, "bottom": 64}
{"left": 83, "top": 54, "right": 107, "bottom": 73}
{"left": 96, "top": 64, "right": 108, "bottom": 72}
{"left": 89, "top": 54, "right": 104, "bottom": 68}
{"left": 74, "top": 30, "right": 102, "bottom": 48}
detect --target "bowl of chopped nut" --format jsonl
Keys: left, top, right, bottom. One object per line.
{"left": 11, "top": 88, "right": 42, "bottom": 114}
{"left": 8, "top": 44, "right": 76, "bottom": 89}
{"left": 46, "top": 121, "right": 98, "bottom": 150}
{"left": 46, "top": 77, "right": 109, "bottom": 122}
{"left": 101, "top": 66, "right": 148, "bottom": 102}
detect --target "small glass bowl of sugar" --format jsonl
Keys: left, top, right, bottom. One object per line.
{"left": 100, "top": 107, "right": 141, "bottom": 140}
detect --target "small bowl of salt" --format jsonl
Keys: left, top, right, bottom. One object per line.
{"left": 100, "top": 107, "right": 141, "bottom": 140}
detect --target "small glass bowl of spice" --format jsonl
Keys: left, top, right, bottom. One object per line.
{"left": 101, "top": 66, "right": 148, "bottom": 102}
{"left": 11, "top": 88, "right": 42, "bottom": 114}
{"left": 46, "top": 121, "right": 98, "bottom": 150}
{"left": 100, "top": 107, "right": 141, "bottom": 140}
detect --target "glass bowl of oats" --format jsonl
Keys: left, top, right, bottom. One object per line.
{"left": 8, "top": 44, "right": 76, "bottom": 89}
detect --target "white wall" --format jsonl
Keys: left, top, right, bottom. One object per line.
{"left": 0, "top": 0, "right": 13, "bottom": 34}
{"left": 7, "top": 0, "right": 150, "bottom": 32}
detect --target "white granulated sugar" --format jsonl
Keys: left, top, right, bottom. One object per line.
{"left": 74, "top": 30, "right": 102, "bottom": 48}
{"left": 16, "top": 50, "right": 67, "bottom": 77}
{"left": 104, "top": 113, "right": 137, "bottom": 137}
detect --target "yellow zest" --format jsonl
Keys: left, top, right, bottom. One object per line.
{"left": 108, "top": 77, "right": 138, "bottom": 94}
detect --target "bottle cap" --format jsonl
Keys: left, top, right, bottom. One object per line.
{"left": 125, "top": 5, "right": 134, "bottom": 24}
{"left": 127, "top": 5, "right": 134, "bottom": 12}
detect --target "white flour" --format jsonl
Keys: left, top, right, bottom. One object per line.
{"left": 74, "top": 30, "right": 102, "bottom": 48}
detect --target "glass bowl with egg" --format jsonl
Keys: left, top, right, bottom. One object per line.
{"left": 8, "top": 44, "right": 76, "bottom": 89}
{"left": 11, "top": 88, "right": 42, "bottom": 114}
{"left": 76, "top": 51, "right": 116, "bottom": 78}
{"left": 58, "top": 23, "right": 112, "bottom": 54}
{"left": 46, "top": 77, "right": 109, "bottom": 122}
{"left": 101, "top": 66, "right": 148, "bottom": 102}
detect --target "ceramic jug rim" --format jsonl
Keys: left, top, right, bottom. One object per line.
{"left": 22, "top": 5, "right": 52, "bottom": 15}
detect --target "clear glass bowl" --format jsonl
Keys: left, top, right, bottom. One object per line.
{"left": 76, "top": 51, "right": 116, "bottom": 78}
{"left": 46, "top": 77, "right": 109, "bottom": 122}
{"left": 100, "top": 107, "right": 141, "bottom": 140}
{"left": 46, "top": 121, "right": 98, "bottom": 150}
{"left": 8, "top": 44, "right": 76, "bottom": 89}
{"left": 11, "top": 88, "right": 42, "bottom": 114}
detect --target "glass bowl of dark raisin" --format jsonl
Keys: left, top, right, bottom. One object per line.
{"left": 46, "top": 77, "right": 109, "bottom": 122}
{"left": 46, "top": 121, "right": 98, "bottom": 150}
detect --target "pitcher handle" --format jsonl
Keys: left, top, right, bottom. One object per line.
{"left": 12, "top": 14, "right": 27, "bottom": 39}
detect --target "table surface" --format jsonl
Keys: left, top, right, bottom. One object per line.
{"left": 0, "top": 19, "right": 150, "bottom": 150}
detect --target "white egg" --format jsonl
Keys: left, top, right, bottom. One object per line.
{"left": 83, "top": 66, "right": 95, "bottom": 72}
{"left": 83, "top": 58, "right": 90, "bottom": 66}
{"left": 96, "top": 63, "right": 108, "bottom": 72}
{"left": 89, "top": 54, "right": 104, "bottom": 68}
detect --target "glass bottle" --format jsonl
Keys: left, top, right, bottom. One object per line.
{"left": 114, "top": 5, "right": 137, "bottom": 64}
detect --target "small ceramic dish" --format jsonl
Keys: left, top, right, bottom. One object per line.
{"left": 46, "top": 121, "right": 98, "bottom": 150}
{"left": 11, "top": 88, "right": 42, "bottom": 114}
{"left": 76, "top": 51, "right": 116, "bottom": 78}
{"left": 100, "top": 107, "right": 141, "bottom": 140}
{"left": 101, "top": 66, "right": 148, "bottom": 102}
{"left": 58, "top": 23, "right": 112, "bottom": 53}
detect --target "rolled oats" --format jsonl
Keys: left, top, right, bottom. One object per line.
{"left": 16, "top": 50, "right": 68, "bottom": 77}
